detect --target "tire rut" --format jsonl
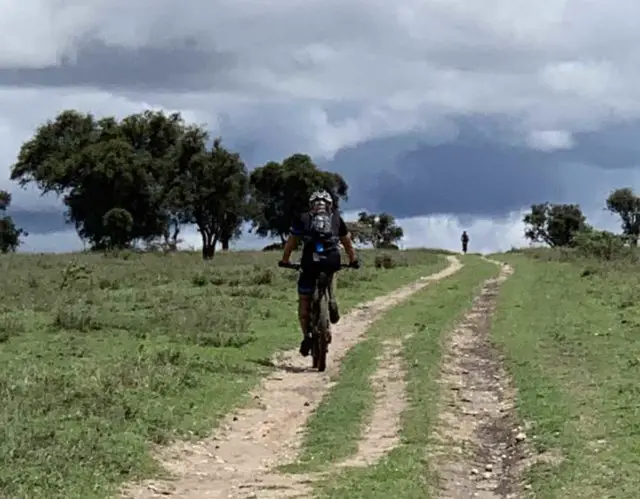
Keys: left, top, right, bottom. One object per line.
{"left": 430, "top": 259, "right": 527, "bottom": 498}
{"left": 121, "top": 256, "right": 462, "bottom": 499}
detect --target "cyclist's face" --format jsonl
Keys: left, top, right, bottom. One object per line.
{"left": 311, "top": 200, "right": 330, "bottom": 213}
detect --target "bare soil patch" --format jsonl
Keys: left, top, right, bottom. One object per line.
{"left": 431, "top": 261, "right": 531, "bottom": 498}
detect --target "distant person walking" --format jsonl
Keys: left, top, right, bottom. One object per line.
{"left": 461, "top": 231, "right": 469, "bottom": 254}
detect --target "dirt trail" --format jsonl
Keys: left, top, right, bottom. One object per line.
{"left": 430, "top": 259, "right": 527, "bottom": 498}
{"left": 122, "top": 256, "right": 462, "bottom": 499}
{"left": 337, "top": 335, "right": 410, "bottom": 468}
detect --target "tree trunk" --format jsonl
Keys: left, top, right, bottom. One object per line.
{"left": 221, "top": 238, "right": 230, "bottom": 251}
{"left": 200, "top": 230, "right": 217, "bottom": 260}
{"left": 202, "top": 244, "right": 215, "bottom": 259}
{"left": 171, "top": 223, "right": 180, "bottom": 249}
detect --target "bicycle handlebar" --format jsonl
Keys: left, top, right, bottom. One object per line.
{"left": 279, "top": 261, "right": 358, "bottom": 271}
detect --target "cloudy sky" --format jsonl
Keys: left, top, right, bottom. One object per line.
{"left": 3, "top": 0, "right": 640, "bottom": 254}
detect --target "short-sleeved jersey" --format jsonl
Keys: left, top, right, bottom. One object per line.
{"left": 291, "top": 211, "right": 348, "bottom": 268}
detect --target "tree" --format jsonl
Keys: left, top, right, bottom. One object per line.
{"left": 10, "top": 110, "right": 198, "bottom": 250}
{"left": 354, "top": 211, "right": 404, "bottom": 248}
{"left": 0, "top": 190, "right": 27, "bottom": 253}
{"left": 523, "top": 203, "right": 587, "bottom": 247}
{"left": 345, "top": 221, "right": 373, "bottom": 245}
{"left": 219, "top": 213, "right": 244, "bottom": 251}
{"left": 168, "top": 137, "right": 249, "bottom": 259}
{"left": 102, "top": 208, "right": 134, "bottom": 249}
{"left": 606, "top": 187, "right": 640, "bottom": 245}
{"left": 249, "top": 154, "right": 348, "bottom": 243}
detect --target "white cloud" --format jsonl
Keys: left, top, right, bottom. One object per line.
{"left": 2, "top": 0, "right": 640, "bottom": 244}
{"left": 527, "top": 130, "right": 574, "bottom": 151}
{"left": 337, "top": 209, "right": 528, "bottom": 254}
{"left": 2, "top": 0, "right": 640, "bottom": 163}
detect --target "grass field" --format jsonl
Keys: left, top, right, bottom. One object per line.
{"left": 0, "top": 248, "right": 445, "bottom": 499}
{"left": 490, "top": 249, "right": 640, "bottom": 498}
{"left": 304, "top": 250, "right": 640, "bottom": 498}
{"left": 4, "top": 245, "right": 640, "bottom": 499}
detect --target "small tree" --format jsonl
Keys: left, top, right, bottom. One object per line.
{"left": 102, "top": 208, "right": 134, "bottom": 249}
{"left": 606, "top": 187, "right": 640, "bottom": 245}
{"left": 169, "top": 137, "right": 249, "bottom": 260}
{"left": 249, "top": 154, "right": 348, "bottom": 243}
{"left": 354, "top": 211, "right": 404, "bottom": 248}
{"left": 0, "top": 190, "right": 27, "bottom": 253}
{"left": 523, "top": 202, "right": 586, "bottom": 247}
{"left": 346, "top": 221, "right": 373, "bottom": 246}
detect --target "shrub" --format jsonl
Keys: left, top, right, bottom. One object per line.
{"left": 374, "top": 253, "right": 397, "bottom": 269}
{"left": 573, "top": 229, "right": 629, "bottom": 260}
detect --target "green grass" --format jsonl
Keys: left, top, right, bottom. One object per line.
{"left": 488, "top": 252, "right": 640, "bottom": 498}
{"left": 310, "top": 256, "right": 498, "bottom": 498}
{"left": 0, "top": 248, "right": 445, "bottom": 499}
{"left": 282, "top": 329, "right": 382, "bottom": 472}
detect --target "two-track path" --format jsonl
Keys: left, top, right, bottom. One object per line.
{"left": 122, "top": 256, "right": 463, "bottom": 499}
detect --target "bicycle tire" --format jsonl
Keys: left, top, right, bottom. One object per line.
{"left": 314, "top": 273, "right": 330, "bottom": 372}
{"left": 310, "top": 282, "right": 320, "bottom": 369}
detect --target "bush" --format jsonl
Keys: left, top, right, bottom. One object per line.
{"left": 573, "top": 229, "right": 629, "bottom": 260}
{"left": 377, "top": 242, "right": 399, "bottom": 250}
{"left": 374, "top": 253, "right": 397, "bottom": 269}
{"left": 262, "top": 243, "right": 284, "bottom": 252}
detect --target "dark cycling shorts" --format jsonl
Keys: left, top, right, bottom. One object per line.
{"left": 298, "top": 269, "right": 335, "bottom": 295}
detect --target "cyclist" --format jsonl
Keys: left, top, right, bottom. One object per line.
{"left": 461, "top": 230, "right": 469, "bottom": 254}
{"left": 279, "top": 190, "right": 359, "bottom": 357}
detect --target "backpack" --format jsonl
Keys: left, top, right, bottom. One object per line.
{"left": 306, "top": 211, "right": 340, "bottom": 265}
{"left": 310, "top": 211, "right": 334, "bottom": 240}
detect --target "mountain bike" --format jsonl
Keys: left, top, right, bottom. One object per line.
{"left": 280, "top": 261, "right": 355, "bottom": 372}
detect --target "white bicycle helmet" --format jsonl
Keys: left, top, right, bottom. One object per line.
{"left": 309, "top": 190, "right": 333, "bottom": 206}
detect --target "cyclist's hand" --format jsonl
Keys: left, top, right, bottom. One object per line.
{"left": 349, "top": 259, "right": 360, "bottom": 269}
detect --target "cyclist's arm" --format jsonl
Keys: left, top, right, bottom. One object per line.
{"left": 338, "top": 217, "right": 357, "bottom": 263}
{"left": 282, "top": 217, "right": 303, "bottom": 262}
{"left": 282, "top": 235, "right": 299, "bottom": 263}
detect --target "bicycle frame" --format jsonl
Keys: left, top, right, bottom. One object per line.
{"left": 280, "top": 262, "right": 352, "bottom": 371}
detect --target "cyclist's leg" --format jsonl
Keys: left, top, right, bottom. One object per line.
{"left": 298, "top": 270, "right": 315, "bottom": 356}
{"left": 328, "top": 272, "right": 340, "bottom": 325}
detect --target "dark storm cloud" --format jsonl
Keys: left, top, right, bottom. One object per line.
{"left": 324, "top": 118, "right": 640, "bottom": 218}
{"left": 344, "top": 141, "right": 561, "bottom": 218}
{"left": 0, "top": 38, "right": 235, "bottom": 91}
{"left": 561, "top": 122, "right": 640, "bottom": 169}
{"left": 323, "top": 121, "right": 559, "bottom": 218}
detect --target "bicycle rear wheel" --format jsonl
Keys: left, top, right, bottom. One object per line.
{"left": 312, "top": 273, "right": 331, "bottom": 372}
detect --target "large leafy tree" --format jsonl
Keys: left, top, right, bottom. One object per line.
{"left": 249, "top": 154, "right": 348, "bottom": 243}
{"left": 0, "top": 190, "right": 27, "bottom": 253}
{"left": 523, "top": 202, "right": 587, "bottom": 247}
{"left": 10, "top": 110, "right": 201, "bottom": 249}
{"left": 606, "top": 187, "right": 640, "bottom": 245}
